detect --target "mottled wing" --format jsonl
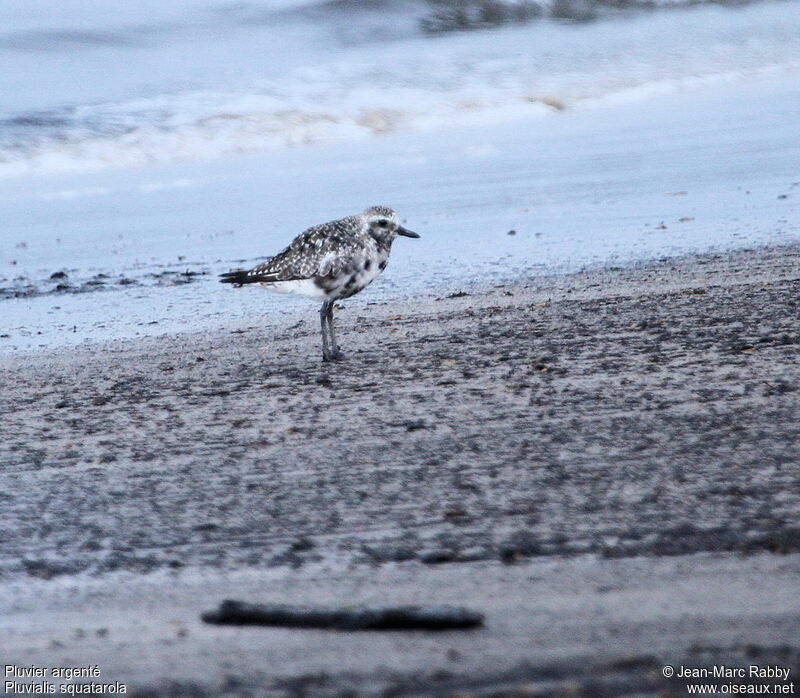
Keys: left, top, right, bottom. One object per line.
{"left": 246, "top": 216, "right": 363, "bottom": 282}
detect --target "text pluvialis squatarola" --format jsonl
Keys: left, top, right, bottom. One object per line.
{"left": 220, "top": 206, "right": 420, "bottom": 362}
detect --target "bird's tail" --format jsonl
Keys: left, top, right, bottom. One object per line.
{"left": 219, "top": 269, "right": 277, "bottom": 287}
{"left": 219, "top": 270, "right": 253, "bottom": 287}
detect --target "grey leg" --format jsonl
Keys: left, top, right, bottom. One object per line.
{"left": 320, "top": 301, "right": 333, "bottom": 361}
{"left": 326, "top": 302, "right": 342, "bottom": 360}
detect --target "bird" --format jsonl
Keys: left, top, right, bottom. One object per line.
{"left": 220, "top": 206, "right": 420, "bottom": 362}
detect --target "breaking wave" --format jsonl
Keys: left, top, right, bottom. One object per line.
{"left": 0, "top": 0, "right": 797, "bottom": 178}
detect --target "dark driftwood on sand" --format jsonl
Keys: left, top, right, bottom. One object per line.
{"left": 201, "top": 600, "right": 484, "bottom": 630}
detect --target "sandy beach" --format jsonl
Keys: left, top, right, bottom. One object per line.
{"left": 2, "top": 243, "right": 799, "bottom": 695}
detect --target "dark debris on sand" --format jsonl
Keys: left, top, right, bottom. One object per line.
{"left": 201, "top": 600, "right": 484, "bottom": 630}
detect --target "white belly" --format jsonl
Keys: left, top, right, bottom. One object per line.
{"left": 259, "top": 279, "right": 326, "bottom": 300}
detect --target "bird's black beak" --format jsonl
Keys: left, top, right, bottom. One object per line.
{"left": 397, "top": 226, "right": 420, "bottom": 238}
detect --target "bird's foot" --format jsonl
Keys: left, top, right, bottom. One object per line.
{"left": 322, "top": 349, "right": 344, "bottom": 362}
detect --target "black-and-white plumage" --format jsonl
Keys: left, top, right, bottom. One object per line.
{"left": 220, "top": 206, "right": 420, "bottom": 361}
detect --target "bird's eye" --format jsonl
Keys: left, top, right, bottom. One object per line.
{"left": 377, "top": 219, "right": 388, "bottom": 228}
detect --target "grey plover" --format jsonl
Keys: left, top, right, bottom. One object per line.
{"left": 220, "top": 206, "right": 420, "bottom": 361}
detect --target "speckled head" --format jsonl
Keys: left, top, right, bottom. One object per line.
{"left": 361, "top": 206, "right": 420, "bottom": 242}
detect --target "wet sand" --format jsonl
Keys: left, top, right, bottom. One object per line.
{"left": 1, "top": 244, "right": 799, "bottom": 696}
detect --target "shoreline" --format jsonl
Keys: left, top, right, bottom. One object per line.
{"left": 3, "top": 71, "right": 799, "bottom": 353}
{"left": 2, "top": 242, "right": 799, "bottom": 695}
{"left": 3, "top": 237, "right": 799, "bottom": 359}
